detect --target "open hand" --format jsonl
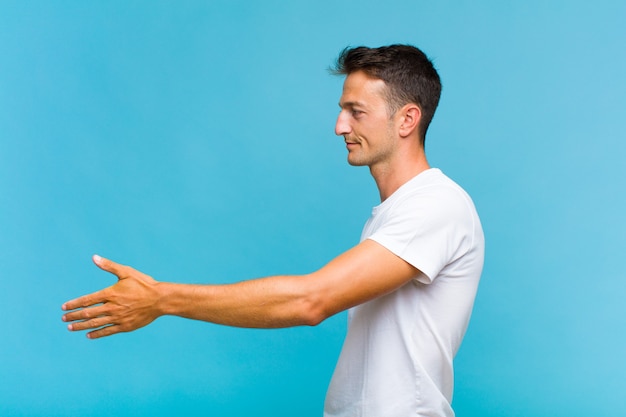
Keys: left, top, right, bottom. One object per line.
{"left": 62, "top": 255, "right": 162, "bottom": 339}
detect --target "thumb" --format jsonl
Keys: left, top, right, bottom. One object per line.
{"left": 92, "top": 254, "right": 126, "bottom": 279}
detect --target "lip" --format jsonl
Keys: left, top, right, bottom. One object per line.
{"left": 345, "top": 141, "right": 359, "bottom": 149}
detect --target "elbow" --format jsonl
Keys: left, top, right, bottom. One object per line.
{"left": 293, "top": 272, "right": 342, "bottom": 327}
{"left": 302, "top": 309, "right": 326, "bottom": 327}
{"left": 299, "top": 294, "right": 333, "bottom": 327}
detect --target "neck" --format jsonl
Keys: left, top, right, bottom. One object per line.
{"left": 370, "top": 151, "right": 430, "bottom": 202}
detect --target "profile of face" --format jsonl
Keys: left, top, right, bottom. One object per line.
{"left": 335, "top": 71, "right": 399, "bottom": 168}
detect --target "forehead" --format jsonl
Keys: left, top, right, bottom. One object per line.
{"left": 339, "top": 71, "right": 388, "bottom": 107}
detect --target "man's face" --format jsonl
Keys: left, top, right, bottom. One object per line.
{"left": 336, "top": 71, "right": 397, "bottom": 167}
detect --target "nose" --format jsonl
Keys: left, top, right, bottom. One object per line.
{"left": 335, "top": 111, "right": 351, "bottom": 136}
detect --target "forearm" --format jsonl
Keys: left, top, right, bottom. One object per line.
{"left": 156, "top": 274, "right": 325, "bottom": 328}
{"left": 157, "top": 239, "right": 420, "bottom": 329}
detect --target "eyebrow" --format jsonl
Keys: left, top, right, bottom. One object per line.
{"left": 338, "top": 100, "right": 367, "bottom": 109}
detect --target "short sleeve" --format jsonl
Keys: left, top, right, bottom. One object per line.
{"left": 366, "top": 185, "right": 475, "bottom": 284}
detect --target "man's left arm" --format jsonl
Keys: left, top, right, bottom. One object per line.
{"left": 62, "top": 239, "right": 419, "bottom": 339}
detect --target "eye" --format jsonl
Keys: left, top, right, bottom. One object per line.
{"left": 351, "top": 110, "right": 364, "bottom": 118}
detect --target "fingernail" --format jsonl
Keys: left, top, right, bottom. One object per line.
{"left": 67, "top": 324, "right": 73, "bottom": 331}
{"left": 94, "top": 254, "right": 102, "bottom": 263}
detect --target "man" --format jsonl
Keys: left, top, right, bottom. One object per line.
{"left": 62, "top": 45, "right": 484, "bottom": 416}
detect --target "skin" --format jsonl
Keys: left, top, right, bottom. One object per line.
{"left": 62, "top": 70, "right": 432, "bottom": 339}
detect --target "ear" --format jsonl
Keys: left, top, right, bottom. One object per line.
{"left": 397, "top": 104, "right": 421, "bottom": 138}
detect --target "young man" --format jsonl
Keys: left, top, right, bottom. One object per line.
{"left": 62, "top": 45, "right": 484, "bottom": 417}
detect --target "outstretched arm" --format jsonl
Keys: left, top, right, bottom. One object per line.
{"left": 62, "top": 239, "right": 419, "bottom": 339}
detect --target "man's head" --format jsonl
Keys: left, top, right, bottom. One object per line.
{"left": 332, "top": 45, "right": 441, "bottom": 144}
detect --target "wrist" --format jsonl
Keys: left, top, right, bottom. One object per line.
{"left": 154, "top": 281, "right": 173, "bottom": 317}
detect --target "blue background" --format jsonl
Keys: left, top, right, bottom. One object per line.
{"left": 1, "top": 1, "right": 625, "bottom": 416}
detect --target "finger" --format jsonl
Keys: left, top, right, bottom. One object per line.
{"left": 62, "top": 290, "right": 107, "bottom": 311}
{"left": 67, "top": 316, "right": 112, "bottom": 332}
{"left": 92, "top": 254, "right": 126, "bottom": 277}
{"left": 62, "top": 304, "right": 108, "bottom": 323}
{"left": 87, "top": 324, "right": 122, "bottom": 339}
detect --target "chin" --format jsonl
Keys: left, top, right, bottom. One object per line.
{"left": 347, "top": 157, "right": 368, "bottom": 167}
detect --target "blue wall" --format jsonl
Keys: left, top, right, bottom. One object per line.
{"left": 1, "top": 1, "right": 625, "bottom": 416}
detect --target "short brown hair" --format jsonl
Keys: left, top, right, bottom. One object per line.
{"left": 332, "top": 45, "right": 442, "bottom": 143}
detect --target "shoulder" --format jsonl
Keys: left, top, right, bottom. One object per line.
{"left": 366, "top": 169, "right": 483, "bottom": 282}
{"left": 390, "top": 169, "right": 478, "bottom": 221}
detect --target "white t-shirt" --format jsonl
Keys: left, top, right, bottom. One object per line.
{"left": 324, "top": 168, "right": 484, "bottom": 417}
